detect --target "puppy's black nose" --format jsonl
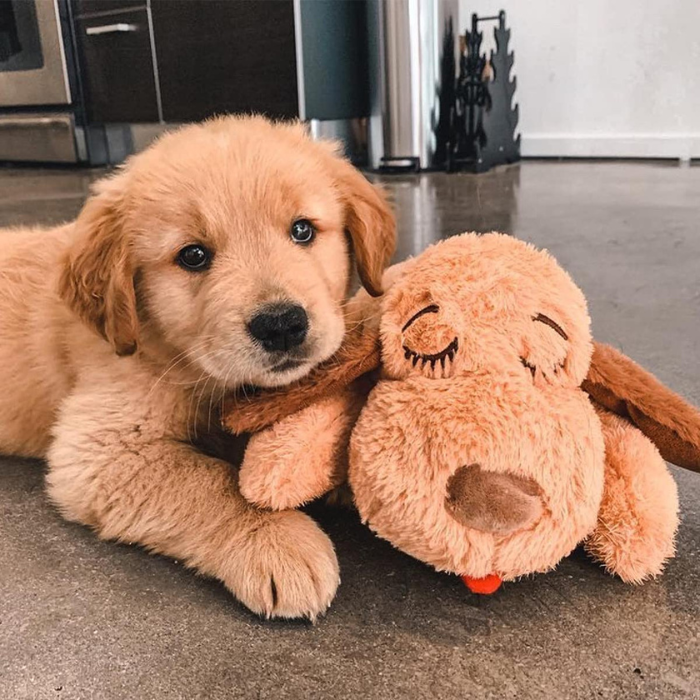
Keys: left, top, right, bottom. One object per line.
{"left": 247, "top": 304, "right": 309, "bottom": 353}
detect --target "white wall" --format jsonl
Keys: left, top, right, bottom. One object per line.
{"left": 460, "top": 0, "right": 700, "bottom": 158}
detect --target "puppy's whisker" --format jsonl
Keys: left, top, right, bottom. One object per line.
{"left": 183, "top": 348, "right": 222, "bottom": 442}
{"left": 195, "top": 371, "right": 220, "bottom": 440}
{"left": 207, "top": 371, "right": 229, "bottom": 433}
{"left": 341, "top": 320, "right": 367, "bottom": 334}
{"left": 186, "top": 369, "right": 207, "bottom": 444}
{"left": 219, "top": 362, "right": 237, "bottom": 420}
{"left": 148, "top": 350, "right": 195, "bottom": 396}
{"left": 208, "top": 382, "right": 220, "bottom": 433}
{"left": 147, "top": 337, "right": 215, "bottom": 397}
{"left": 190, "top": 374, "right": 210, "bottom": 442}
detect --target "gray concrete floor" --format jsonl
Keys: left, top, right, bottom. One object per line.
{"left": 1, "top": 161, "right": 699, "bottom": 699}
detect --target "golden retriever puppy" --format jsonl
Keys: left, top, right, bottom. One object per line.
{"left": 0, "top": 115, "right": 395, "bottom": 619}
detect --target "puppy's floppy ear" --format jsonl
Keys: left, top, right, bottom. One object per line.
{"left": 332, "top": 157, "right": 396, "bottom": 297}
{"left": 59, "top": 179, "right": 139, "bottom": 357}
{"left": 583, "top": 342, "right": 700, "bottom": 472}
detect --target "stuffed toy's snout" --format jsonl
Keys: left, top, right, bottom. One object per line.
{"left": 445, "top": 464, "right": 544, "bottom": 535}
{"left": 445, "top": 465, "right": 544, "bottom": 595}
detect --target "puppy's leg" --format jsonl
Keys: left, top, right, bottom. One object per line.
{"left": 240, "top": 390, "right": 363, "bottom": 511}
{"left": 46, "top": 391, "right": 339, "bottom": 620}
{"left": 585, "top": 409, "right": 679, "bottom": 583}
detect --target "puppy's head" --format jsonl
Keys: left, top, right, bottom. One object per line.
{"left": 59, "top": 116, "right": 395, "bottom": 388}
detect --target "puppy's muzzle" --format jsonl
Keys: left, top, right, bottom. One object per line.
{"left": 247, "top": 303, "right": 309, "bottom": 353}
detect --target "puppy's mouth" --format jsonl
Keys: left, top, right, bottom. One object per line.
{"left": 269, "top": 357, "right": 308, "bottom": 374}
{"left": 403, "top": 337, "right": 459, "bottom": 371}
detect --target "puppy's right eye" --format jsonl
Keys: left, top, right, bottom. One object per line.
{"left": 177, "top": 244, "right": 212, "bottom": 271}
{"left": 290, "top": 219, "right": 315, "bottom": 245}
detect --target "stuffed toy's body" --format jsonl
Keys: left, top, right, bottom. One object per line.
{"left": 225, "top": 233, "right": 699, "bottom": 592}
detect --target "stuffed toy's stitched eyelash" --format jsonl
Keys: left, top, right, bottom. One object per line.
{"left": 520, "top": 357, "right": 537, "bottom": 377}
{"left": 403, "top": 337, "right": 459, "bottom": 370}
{"left": 520, "top": 356, "right": 566, "bottom": 378}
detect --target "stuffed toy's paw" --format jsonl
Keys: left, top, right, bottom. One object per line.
{"left": 239, "top": 392, "right": 362, "bottom": 510}
{"left": 586, "top": 408, "right": 679, "bottom": 583}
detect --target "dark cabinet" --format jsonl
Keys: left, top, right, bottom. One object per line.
{"left": 73, "top": 0, "right": 146, "bottom": 16}
{"left": 76, "top": 8, "right": 159, "bottom": 123}
{"left": 72, "top": 0, "right": 364, "bottom": 126}
{"left": 150, "top": 0, "right": 298, "bottom": 122}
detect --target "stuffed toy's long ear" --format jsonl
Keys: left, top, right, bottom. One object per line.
{"left": 583, "top": 342, "right": 700, "bottom": 472}
{"left": 223, "top": 322, "right": 381, "bottom": 435}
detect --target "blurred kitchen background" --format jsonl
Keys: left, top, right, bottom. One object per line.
{"left": 1, "top": 0, "right": 698, "bottom": 168}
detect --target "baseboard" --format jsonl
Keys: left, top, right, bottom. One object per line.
{"left": 522, "top": 133, "right": 700, "bottom": 159}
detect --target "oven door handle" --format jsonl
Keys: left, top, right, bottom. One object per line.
{"left": 85, "top": 23, "right": 139, "bottom": 36}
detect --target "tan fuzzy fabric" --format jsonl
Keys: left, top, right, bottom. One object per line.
{"left": 585, "top": 408, "right": 679, "bottom": 583}
{"left": 239, "top": 389, "right": 366, "bottom": 510}
{"left": 350, "top": 368, "right": 605, "bottom": 580}
{"left": 348, "top": 233, "right": 606, "bottom": 580}
{"left": 584, "top": 342, "right": 700, "bottom": 472}
{"left": 232, "top": 232, "right": 689, "bottom": 586}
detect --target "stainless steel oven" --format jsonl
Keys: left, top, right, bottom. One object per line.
{"left": 0, "top": 0, "right": 83, "bottom": 162}
{"left": 0, "top": 0, "right": 71, "bottom": 106}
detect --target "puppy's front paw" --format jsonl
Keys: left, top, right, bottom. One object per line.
{"left": 224, "top": 510, "right": 339, "bottom": 620}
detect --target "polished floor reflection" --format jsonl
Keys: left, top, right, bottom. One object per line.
{"left": 1, "top": 161, "right": 699, "bottom": 699}
{"left": 378, "top": 165, "right": 521, "bottom": 259}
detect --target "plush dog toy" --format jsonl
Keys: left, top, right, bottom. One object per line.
{"left": 224, "top": 233, "right": 700, "bottom": 592}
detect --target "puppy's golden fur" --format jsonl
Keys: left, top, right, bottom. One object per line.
{"left": 0, "top": 116, "right": 395, "bottom": 619}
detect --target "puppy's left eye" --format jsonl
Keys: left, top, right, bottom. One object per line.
{"left": 177, "top": 244, "right": 212, "bottom": 271}
{"left": 290, "top": 219, "right": 315, "bottom": 245}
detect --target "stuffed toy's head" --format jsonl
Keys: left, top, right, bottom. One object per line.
{"left": 348, "top": 233, "right": 607, "bottom": 587}
{"left": 378, "top": 232, "right": 592, "bottom": 387}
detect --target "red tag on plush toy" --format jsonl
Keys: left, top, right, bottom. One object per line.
{"left": 461, "top": 574, "right": 503, "bottom": 594}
